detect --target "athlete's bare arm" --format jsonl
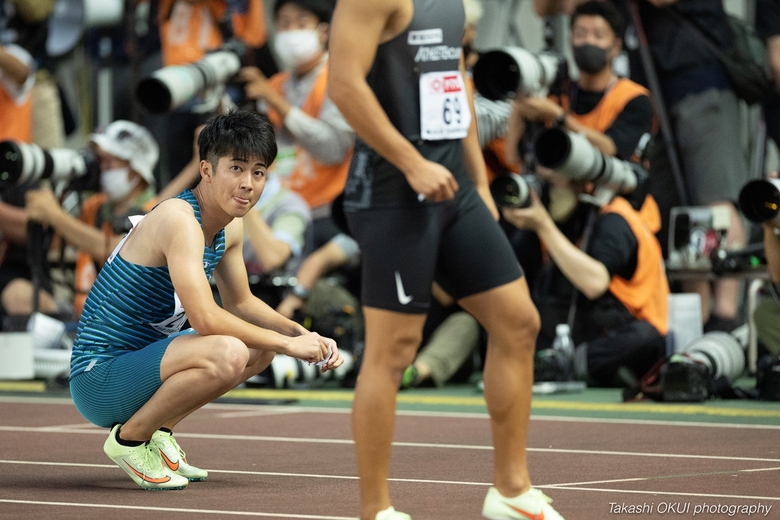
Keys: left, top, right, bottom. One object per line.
{"left": 119, "top": 199, "right": 330, "bottom": 365}
{"left": 215, "top": 219, "right": 343, "bottom": 371}
{"left": 214, "top": 219, "right": 301, "bottom": 335}
{"left": 328, "top": 0, "right": 459, "bottom": 201}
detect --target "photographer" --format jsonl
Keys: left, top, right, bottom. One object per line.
{"left": 20, "top": 121, "right": 159, "bottom": 318}
{"left": 502, "top": 2, "right": 666, "bottom": 386}
{"left": 238, "top": 0, "right": 354, "bottom": 249}
{"left": 242, "top": 172, "right": 313, "bottom": 307}
{"left": 0, "top": 21, "right": 53, "bottom": 326}
{"left": 536, "top": 0, "right": 749, "bottom": 335}
{"left": 155, "top": 0, "right": 269, "bottom": 176}
{"left": 506, "top": 1, "right": 653, "bottom": 167}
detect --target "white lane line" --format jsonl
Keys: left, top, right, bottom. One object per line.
{"left": 545, "top": 466, "right": 780, "bottom": 488}
{"left": 533, "top": 486, "right": 780, "bottom": 502}
{"left": 0, "top": 499, "right": 356, "bottom": 519}
{"left": 4, "top": 459, "right": 780, "bottom": 489}
{"left": 3, "top": 396, "right": 780, "bottom": 429}
{"left": 0, "top": 460, "right": 486, "bottom": 486}
{"left": 2, "top": 460, "right": 779, "bottom": 503}
{"left": 2, "top": 427, "right": 780, "bottom": 463}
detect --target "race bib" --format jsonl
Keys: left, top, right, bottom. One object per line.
{"left": 419, "top": 71, "right": 472, "bottom": 140}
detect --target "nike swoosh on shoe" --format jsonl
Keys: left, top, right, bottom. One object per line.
{"left": 125, "top": 462, "right": 172, "bottom": 484}
{"left": 507, "top": 504, "right": 544, "bottom": 520}
{"left": 159, "top": 450, "right": 180, "bottom": 471}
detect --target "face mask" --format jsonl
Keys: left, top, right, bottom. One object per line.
{"left": 572, "top": 44, "right": 610, "bottom": 74}
{"left": 274, "top": 28, "right": 322, "bottom": 70}
{"left": 101, "top": 167, "right": 139, "bottom": 202}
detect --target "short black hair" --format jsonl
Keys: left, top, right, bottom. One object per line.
{"left": 273, "top": 0, "right": 335, "bottom": 24}
{"left": 198, "top": 109, "right": 277, "bottom": 168}
{"left": 570, "top": 1, "right": 625, "bottom": 39}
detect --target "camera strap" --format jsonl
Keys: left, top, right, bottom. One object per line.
{"left": 627, "top": 0, "right": 689, "bottom": 206}
{"left": 565, "top": 204, "right": 599, "bottom": 330}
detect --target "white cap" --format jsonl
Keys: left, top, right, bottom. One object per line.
{"left": 555, "top": 323, "right": 570, "bottom": 336}
{"left": 89, "top": 120, "right": 159, "bottom": 186}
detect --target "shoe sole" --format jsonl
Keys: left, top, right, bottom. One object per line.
{"left": 140, "top": 484, "right": 188, "bottom": 491}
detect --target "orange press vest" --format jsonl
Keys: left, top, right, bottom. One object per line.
{"left": 159, "top": 0, "right": 265, "bottom": 67}
{"left": 266, "top": 63, "right": 352, "bottom": 209}
{"left": 558, "top": 78, "right": 662, "bottom": 233}
{"left": 0, "top": 87, "right": 32, "bottom": 143}
{"left": 559, "top": 78, "right": 650, "bottom": 137}
{"left": 600, "top": 196, "right": 670, "bottom": 336}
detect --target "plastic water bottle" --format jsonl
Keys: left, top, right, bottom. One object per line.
{"left": 552, "top": 323, "right": 574, "bottom": 380}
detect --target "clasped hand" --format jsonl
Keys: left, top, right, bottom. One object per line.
{"left": 287, "top": 331, "right": 344, "bottom": 373}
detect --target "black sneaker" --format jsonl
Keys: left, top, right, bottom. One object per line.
{"left": 704, "top": 313, "right": 744, "bottom": 333}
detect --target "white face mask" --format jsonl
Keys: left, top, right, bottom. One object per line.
{"left": 101, "top": 167, "right": 139, "bottom": 202}
{"left": 274, "top": 28, "right": 323, "bottom": 70}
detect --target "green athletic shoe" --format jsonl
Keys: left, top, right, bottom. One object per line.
{"left": 150, "top": 429, "right": 208, "bottom": 481}
{"left": 103, "top": 424, "right": 188, "bottom": 491}
{"left": 482, "top": 486, "right": 565, "bottom": 520}
{"left": 375, "top": 506, "right": 412, "bottom": 520}
{"left": 400, "top": 365, "right": 418, "bottom": 390}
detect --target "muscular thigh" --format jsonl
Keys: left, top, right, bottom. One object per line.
{"left": 346, "top": 203, "right": 445, "bottom": 314}
{"left": 69, "top": 330, "right": 196, "bottom": 427}
{"left": 436, "top": 188, "right": 522, "bottom": 300}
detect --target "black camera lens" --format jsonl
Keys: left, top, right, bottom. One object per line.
{"left": 738, "top": 179, "right": 780, "bottom": 223}
{"left": 0, "top": 140, "right": 24, "bottom": 186}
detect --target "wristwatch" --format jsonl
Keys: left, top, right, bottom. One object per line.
{"left": 291, "top": 284, "right": 310, "bottom": 300}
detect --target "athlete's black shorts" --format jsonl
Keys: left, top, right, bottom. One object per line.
{"left": 345, "top": 186, "right": 523, "bottom": 314}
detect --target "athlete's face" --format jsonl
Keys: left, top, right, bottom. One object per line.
{"left": 204, "top": 154, "right": 268, "bottom": 217}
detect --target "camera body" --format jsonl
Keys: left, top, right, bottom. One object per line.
{"left": 738, "top": 178, "right": 780, "bottom": 225}
{"left": 0, "top": 140, "right": 100, "bottom": 191}
{"left": 472, "top": 47, "right": 568, "bottom": 100}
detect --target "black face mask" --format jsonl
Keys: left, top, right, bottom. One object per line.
{"left": 572, "top": 44, "right": 609, "bottom": 74}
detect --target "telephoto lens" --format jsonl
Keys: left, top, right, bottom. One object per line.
{"left": 534, "top": 127, "right": 639, "bottom": 196}
{"left": 472, "top": 47, "right": 565, "bottom": 100}
{"left": 738, "top": 179, "right": 780, "bottom": 224}
{"left": 0, "top": 140, "right": 98, "bottom": 189}
{"left": 135, "top": 50, "right": 242, "bottom": 113}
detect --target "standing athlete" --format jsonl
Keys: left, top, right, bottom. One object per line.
{"left": 328, "top": 1, "right": 565, "bottom": 519}
{"left": 69, "top": 110, "right": 343, "bottom": 491}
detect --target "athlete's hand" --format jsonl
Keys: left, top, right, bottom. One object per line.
{"left": 405, "top": 158, "right": 459, "bottom": 202}
{"left": 317, "top": 336, "right": 345, "bottom": 373}
{"left": 285, "top": 331, "right": 330, "bottom": 364}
